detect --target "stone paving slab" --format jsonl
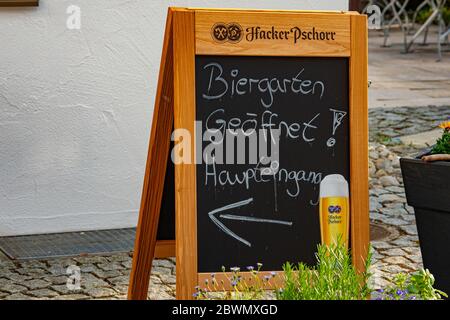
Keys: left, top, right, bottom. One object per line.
{"left": 399, "top": 128, "right": 443, "bottom": 147}
{"left": 369, "top": 28, "right": 450, "bottom": 109}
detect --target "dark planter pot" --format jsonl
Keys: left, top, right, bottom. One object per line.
{"left": 400, "top": 157, "right": 450, "bottom": 295}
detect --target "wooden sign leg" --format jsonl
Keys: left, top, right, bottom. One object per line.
{"left": 173, "top": 10, "right": 197, "bottom": 300}
{"left": 128, "top": 9, "right": 174, "bottom": 300}
{"left": 350, "top": 14, "right": 370, "bottom": 273}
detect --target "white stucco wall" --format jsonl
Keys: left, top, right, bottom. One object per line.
{"left": 0, "top": 0, "right": 348, "bottom": 236}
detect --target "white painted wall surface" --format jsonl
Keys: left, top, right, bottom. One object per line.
{"left": 0, "top": 0, "right": 348, "bottom": 236}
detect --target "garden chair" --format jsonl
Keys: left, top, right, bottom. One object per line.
{"left": 404, "top": 0, "right": 448, "bottom": 60}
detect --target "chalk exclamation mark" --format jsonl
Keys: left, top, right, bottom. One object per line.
{"left": 326, "top": 108, "right": 347, "bottom": 147}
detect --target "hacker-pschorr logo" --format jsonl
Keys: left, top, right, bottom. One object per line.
{"left": 211, "top": 22, "right": 243, "bottom": 43}
{"left": 212, "top": 23, "right": 337, "bottom": 45}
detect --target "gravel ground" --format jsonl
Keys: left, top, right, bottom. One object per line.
{"left": 0, "top": 105, "right": 448, "bottom": 300}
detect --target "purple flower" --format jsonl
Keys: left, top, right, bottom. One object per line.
{"left": 211, "top": 273, "right": 216, "bottom": 278}
{"left": 246, "top": 266, "right": 254, "bottom": 271}
{"left": 396, "top": 290, "right": 405, "bottom": 296}
{"left": 230, "top": 266, "right": 240, "bottom": 272}
{"left": 270, "top": 272, "right": 276, "bottom": 277}
{"left": 193, "top": 292, "right": 199, "bottom": 297}
{"left": 231, "top": 280, "right": 237, "bottom": 287}
{"left": 264, "top": 275, "right": 271, "bottom": 281}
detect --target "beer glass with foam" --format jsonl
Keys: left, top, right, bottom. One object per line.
{"left": 319, "top": 174, "right": 349, "bottom": 248}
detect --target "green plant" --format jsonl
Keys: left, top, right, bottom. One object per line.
{"left": 276, "top": 240, "right": 372, "bottom": 300}
{"left": 416, "top": 7, "right": 433, "bottom": 24}
{"left": 374, "top": 133, "right": 392, "bottom": 145}
{"left": 193, "top": 241, "right": 445, "bottom": 301}
{"left": 430, "top": 120, "right": 450, "bottom": 155}
{"left": 443, "top": 6, "right": 450, "bottom": 24}
{"left": 374, "top": 269, "right": 447, "bottom": 300}
{"left": 194, "top": 263, "right": 275, "bottom": 300}
{"left": 415, "top": 6, "right": 450, "bottom": 25}
{"left": 410, "top": 269, "right": 447, "bottom": 299}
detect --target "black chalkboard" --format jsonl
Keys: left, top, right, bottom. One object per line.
{"left": 156, "top": 140, "right": 175, "bottom": 241}
{"left": 195, "top": 56, "right": 349, "bottom": 272}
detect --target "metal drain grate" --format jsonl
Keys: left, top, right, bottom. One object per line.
{"left": 0, "top": 228, "right": 136, "bottom": 261}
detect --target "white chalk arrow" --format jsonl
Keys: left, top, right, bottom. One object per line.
{"left": 208, "top": 197, "right": 293, "bottom": 247}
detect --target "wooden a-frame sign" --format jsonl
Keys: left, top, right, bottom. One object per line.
{"left": 128, "top": 7, "right": 369, "bottom": 300}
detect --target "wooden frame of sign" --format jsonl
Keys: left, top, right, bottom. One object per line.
{"left": 0, "top": 0, "right": 39, "bottom": 6}
{"left": 128, "top": 7, "right": 369, "bottom": 300}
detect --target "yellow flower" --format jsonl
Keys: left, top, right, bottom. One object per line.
{"left": 438, "top": 121, "right": 450, "bottom": 130}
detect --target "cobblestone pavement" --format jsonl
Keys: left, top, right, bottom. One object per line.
{"left": 0, "top": 105, "right": 448, "bottom": 299}
{"left": 368, "top": 142, "right": 423, "bottom": 289}
{"left": 368, "top": 105, "right": 448, "bottom": 288}
{"left": 369, "top": 105, "right": 448, "bottom": 142}
{"left": 0, "top": 253, "right": 176, "bottom": 300}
